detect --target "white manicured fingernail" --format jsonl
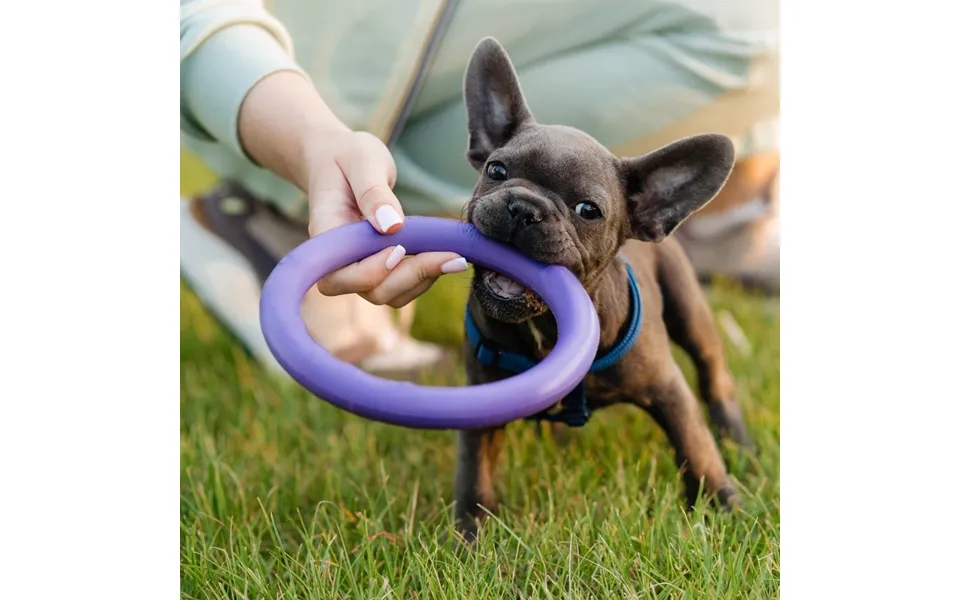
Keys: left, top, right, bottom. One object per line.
{"left": 375, "top": 205, "right": 403, "bottom": 233}
{"left": 385, "top": 245, "right": 406, "bottom": 271}
{"left": 440, "top": 257, "right": 468, "bottom": 274}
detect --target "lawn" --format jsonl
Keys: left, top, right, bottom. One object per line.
{"left": 180, "top": 150, "right": 781, "bottom": 599}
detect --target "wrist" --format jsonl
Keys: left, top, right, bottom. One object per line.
{"left": 238, "top": 71, "right": 350, "bottom": 191}
{"left": 295, "top": 118, "right": 352, "bottom": 190}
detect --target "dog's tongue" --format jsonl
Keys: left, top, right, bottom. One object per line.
{"left": 490, "top": 273, "right": 527, "bottom": 297}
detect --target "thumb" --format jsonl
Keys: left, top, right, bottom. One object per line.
{"left": 336, "top": 132, "right": 406, "bottom": 234}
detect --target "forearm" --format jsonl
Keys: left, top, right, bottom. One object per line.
{"left": 237, "top": 71, "right": 350, "bottom": 192}
{"left": 180, "top": 0, "right": 321, "bottom": 171}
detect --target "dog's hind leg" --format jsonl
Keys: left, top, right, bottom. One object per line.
{"left": 640, "top": 363, "right": 739, "bottom": 510}
{"left": 656, "top": 238, "right": 754, "bottom": 449}
{"left": 453, "top": 426, "right": 506, "bottom": 542}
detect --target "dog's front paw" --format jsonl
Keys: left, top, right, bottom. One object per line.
{"left": 441, "top": 520, "right": 481, "bottom": 553}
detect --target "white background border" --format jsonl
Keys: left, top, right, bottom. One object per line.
{"left": 1, "top": 2, "right": 178, "bottom": 598}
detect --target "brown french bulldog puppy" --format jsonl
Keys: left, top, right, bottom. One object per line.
{"left": 454, "top": 38, "right": 754, "bottom": 541}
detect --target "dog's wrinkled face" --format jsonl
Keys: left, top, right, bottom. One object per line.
{"left": 463, "top": 38, "right": 736, "bottom": 324}
{"left": 466, "top": 125, "right": 626, "bottom": 322}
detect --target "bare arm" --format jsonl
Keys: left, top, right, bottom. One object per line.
{"left": 180, "top": 5, "right": 467, "bottom": 303}
{"left": 237, "top": 71, "right": 349, "bottom": 192}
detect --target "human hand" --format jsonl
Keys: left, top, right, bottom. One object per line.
{"left": 237, "top": 71, "right": 468, "bottom": 309}
{"left": 303, "top": 129, "right": 468, "bottom": 307}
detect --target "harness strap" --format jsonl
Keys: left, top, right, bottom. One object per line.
{"left": 464, "top": 258, "right": 643, "bottom": 427}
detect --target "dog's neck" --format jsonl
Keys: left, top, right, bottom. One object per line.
{"left": 473, "top": 257, "right": 632, "bottom": 361}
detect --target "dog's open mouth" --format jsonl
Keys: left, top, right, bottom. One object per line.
{"left": 472, "top": 267, "right": 548, "bottom": 323}
{"left": 482, "top": 269, "right": 529, "bottom": 299}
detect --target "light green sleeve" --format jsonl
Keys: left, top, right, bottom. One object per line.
{"left": 180, "top": 0, "right": 308, "bottom": 160}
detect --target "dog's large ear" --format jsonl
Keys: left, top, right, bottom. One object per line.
{"left": 463, "top": 37, "right": 534, "bottom": 169}
{"left": 621, "top": 134, "right": 736, "bottom": 243}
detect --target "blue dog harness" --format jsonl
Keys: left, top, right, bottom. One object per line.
{"left": 464, "top": 258, "right": 643, "bottom": 427}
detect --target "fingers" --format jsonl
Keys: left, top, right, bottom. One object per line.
{"left": 316, "top": 247, "right": 469, "bottom": 307}
{"left": 303, "top": 131, "right": 458, "bottom": 307}
{"left": 358, "top": 253, "right": 465, "bottom": 308}
{"left": 315, "top": 246, "right": 396, "bottom": 296}
{"left": 306, "top": 132, "right": 402, "bottom": 236}
{"left": 335, "top": 132, "right": 406, "bottom": 233}
{"left": 386, "top": 278, "right": 437, "bottom": 309}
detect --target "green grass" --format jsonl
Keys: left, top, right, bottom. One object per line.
{"left": 180, "top": 151, "right": 780, "bottom": 599}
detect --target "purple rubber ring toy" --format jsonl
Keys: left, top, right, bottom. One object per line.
{"left": 259, "top": 216, "right": 600, "bottom": 430}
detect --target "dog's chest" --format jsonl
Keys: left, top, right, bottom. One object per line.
{"left": 583, "top": 371, "right": 630, "bottom": 410}
{"left": 524, "top": 321, "right": 636, "bottom": 411}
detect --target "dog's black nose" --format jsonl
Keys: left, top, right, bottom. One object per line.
{"left": 507, "top": 200, "right": 542, "bottom": 226}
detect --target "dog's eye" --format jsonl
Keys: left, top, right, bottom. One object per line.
{"left": 575, "top": 201, "right": 602, "bottom": 220}
{"left": 486, "top": 161, "right": 508, "bottom": 181}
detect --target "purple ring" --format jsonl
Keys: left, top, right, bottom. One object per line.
{"left": 259, "top": 216, "right": 600, "bottom": 430}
